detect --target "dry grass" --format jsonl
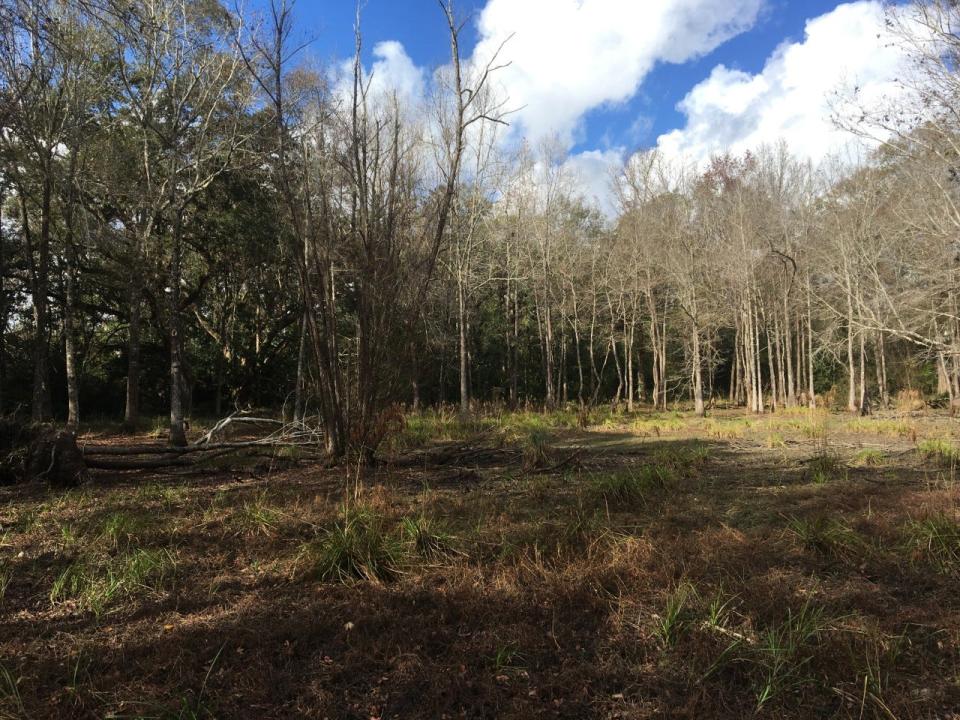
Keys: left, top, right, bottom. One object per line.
{"left": 0, "top": 409, "right": 958, "bottom": 718}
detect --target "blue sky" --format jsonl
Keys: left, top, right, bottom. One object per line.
{"left": 263, "top": 0, "right": 910, "bottom": 208}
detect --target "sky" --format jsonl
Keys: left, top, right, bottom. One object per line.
{"left": 266, "top": 0, "right": 912, "bottom": 211}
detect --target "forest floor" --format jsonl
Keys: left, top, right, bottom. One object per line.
{"left": 2, "top": 407, "right": 960, "bottom": 719}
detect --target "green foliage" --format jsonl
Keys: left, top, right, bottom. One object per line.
{"left": 0, "top": 663, "right": 26, "bottom": 720}
{"left": 491, "top": 643, "right": 526, "bottom": 673}
{"left": 765, "top": 432, "right": 786, "bottom": 449}
{"left": 521, "top": 429, "right": 553, "bottom": 470}
{"left": 808, "top": 445, "right": 846, "bottom": 484}
{"left": 234, "top": 494, "right": 282, "bottom": 536}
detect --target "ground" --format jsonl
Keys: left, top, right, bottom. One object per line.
{"left": 1, "top": 407, "right": 959, "bottom": 719}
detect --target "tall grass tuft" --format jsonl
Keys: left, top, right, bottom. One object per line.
{"left": 903, "top": 513, "right": 960, "bottom": 574}
{"left": 300, "top": 507, "right": 404, "bottom": 583}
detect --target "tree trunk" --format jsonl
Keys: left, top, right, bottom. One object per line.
{"left": 26, "top": 179, "right": 52, "bottom": 422}
{"left": 692, "top": 322, "right": 704, "bottom": 417}
{"left": 806, "top": 285, "right": 816, "bottom": 409}
{"left": 875, "top": 332, "right": 888, "bottom": 408}
{"left": 123, "top": 233, "right": 146, "bottom": 433}
{"left": 292, "top": 311, "right": 308, "bottom": 420}
{"left": 168, "top": 209, "right": 188, "bottom": 447}
{"left": 457, "top": 279, "right": 469, "bottom": 414}
{"left": 846, "top": 296, "right": 858, "bottom": 413}
{"left": 64, "top": 249, "right": 80, "bottom": 431}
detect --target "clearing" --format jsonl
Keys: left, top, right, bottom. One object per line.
{"left": 1, "top": 408, "right": 959, "bottom": 719}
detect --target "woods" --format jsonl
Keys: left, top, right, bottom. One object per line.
{"left": 0, "top": 0, "right": 958, "bottom": 459}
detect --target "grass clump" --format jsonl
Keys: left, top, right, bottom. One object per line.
{"left": 788, "top": 515, "right": 865, "bottom": 562}
{"left": 917, "top": 438, "right": 960, "bottom": 465}
{"left": 49, "top": 548, "right": 176, "bottom": 616}
{"left": 655, "top": 583, "right": 696, "bottom": 647}
{"left": 401, "top": 515, "right": 458, "bottom": 559}
{"left": 851, "top": 448, "right": 885, "bottom": 467}
{"left": 301, "top": 507, "right": 404, "bottom": 583}
{"left": 845, "top": 418, "right": 915, "bottom": 438}
{"left": 521, "top": 429, "right": 553, "bottom": 470}
{"left": 234, "top": 494, "right": 282, "bottom": 536}
{"left": 100, "top": 510, "right": 152, "bottom": 548}
{"left": 0, "top": 564, "right": 10, "bottom": 604}
{"left": 590, "top": 464, "right": 675, "bottom": 506}
{"left": 0, "top": 663, "right": 26, "bottom": 719}
{"left": 766, "top": 433, "right": 786, "bottom": 449}
{"left": 491, "top": 643, "right": 526, "bottom": 674}
{"left": 903, "top": 513, "right": 960, "bottom": 574}
{"left": 752, "top": 602, "right": 831, "bottom": 710}
{"left": 808, "top": 445, "right": 846, "bottom": 485}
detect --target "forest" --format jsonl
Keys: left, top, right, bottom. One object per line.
{"left": 2, "top": 0, "right": 960, "bottom": 718}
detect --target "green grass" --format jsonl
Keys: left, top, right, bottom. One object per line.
{"left": 766, "top": 433, "right": 787, "bottom": 449}
{"left": 704, "top": 589, "right": 737, "bottom": 631}
{"left": 844, "top": 418, "right": 915, "bottom": 438}
{"left": 234, "top": 494, "right": 282, "bottom": 536}
{"left": 788, "top": 516, "right": 865, "bottom": 562}
{"left": 655, "top": 583, "right": 696, "bottom": 647}
{"left": 521, "top": 429, "right": 553, "bottom": 470}
{"left": 0, "top": 663, "right": 26, "bottom": 719}
{"left": 49, "top": 548, "right": 177, "bottom": 616}
{"left": 0, "top": 564, "right": 10, "bottom": 605}
{"left": 100, "top": 510, "right": 152, "bottom": 548}
{"left": 401, "top": 515, "right": 458, "bottom": 559}
{"left": 652, "top": 443, "right": 711, "bottom": 471}
{"left": 903, "top": 514, "right": 960, "bottom": 574}
{"left": 753, "top": 602, "right": 831, "bottom": 710}
{"left": 851, "top": 448, "right": 886, "bottom": 467}
{"left": 808, "top": 447, "right": 847, "bottom": 485}
{"left": 300, "top": 507, "right": 405, "bottom": 583}
{"left": 917, "top": 438, "right": 960, "bottom": 465}
{"left": 491, "top": 643, "right": 526, "bottom": 673}
{"left": 590, "top": 464, "right": 675, "bottom": 506}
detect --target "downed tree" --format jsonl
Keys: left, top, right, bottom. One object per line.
{"left": 0, "top": 419, "right": 87, "bottom": 486}
{"left": 79, "top": 414, "right": 326, "bottom": 471}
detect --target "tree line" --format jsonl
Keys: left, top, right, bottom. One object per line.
{"left": 1, "top": 0, "right": 958, "bottom": 458}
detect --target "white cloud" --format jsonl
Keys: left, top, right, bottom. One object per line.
{"left": 332, "top": 40, "right": 426, "bottom": 112}
{"left": 367, "top": 41, "right": 425, "bottom": 104}
{"left": 563, "top": 148, "right": 625, "bottom": 218}
{"left": 470, "top": 0, "right": 765, "bottom": 146}
{"left": 656, "top": 1, "right": 911, "bottom": 164}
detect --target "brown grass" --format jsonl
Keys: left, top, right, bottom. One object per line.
{"left": 0, "top": 410, "right": 958, "bottom": 718}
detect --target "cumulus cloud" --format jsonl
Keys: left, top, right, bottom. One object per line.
{"left": 470, "top": 0, "right": 765, "bottom": 145}
{"left": 656, "top": 1, "right": 911, "bottom": 164}
{"left": 332, "top": 40, "right": 426, "bottom": 111}
{"left": 563, "top": 148, "right": 626, "bottom": 217}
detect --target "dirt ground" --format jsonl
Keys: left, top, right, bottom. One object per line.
{"left": 1, "top": 408, "right": 959, "bottom": 719}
